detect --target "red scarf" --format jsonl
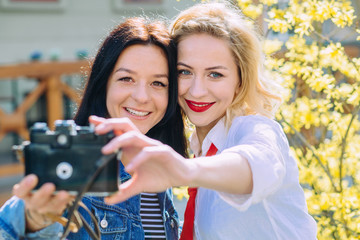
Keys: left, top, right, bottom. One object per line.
{"left": 180, "top": 143, "right": 218, "bottom": 240}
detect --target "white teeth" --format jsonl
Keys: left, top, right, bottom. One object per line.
{"left": 192, "top": 103, "right": 209, "bottom": 107}
{"left": 126, "top": 108, "right": 150, "bottom": 117}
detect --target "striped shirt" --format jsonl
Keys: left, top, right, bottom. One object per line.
{"left": 140, "top": 192, "right": 166, "bottom": 239}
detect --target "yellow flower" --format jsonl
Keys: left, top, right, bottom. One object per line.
{"left": 242, "top": 4, "right": 263, "bottom": 19}
{"left": 173, "top": 187, "right": 189, "bottom": 200}
{"left": 260, "top": 0, "right": 278, "bottom": 6}
{"left": 263, "top": 39, "right": 283, "bottom": 55}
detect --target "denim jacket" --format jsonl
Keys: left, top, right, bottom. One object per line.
{"left": 0, "top": 163, "right": 179, "bottom": 239}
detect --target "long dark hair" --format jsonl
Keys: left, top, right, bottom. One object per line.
{"left": 74, "top": 18, "right": 188, "bottom": 157}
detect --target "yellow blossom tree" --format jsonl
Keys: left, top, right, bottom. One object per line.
{"left": 234, "top": 0, "right": 359, "bottom": 239}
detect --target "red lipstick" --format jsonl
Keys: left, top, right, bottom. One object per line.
{"left": 185, "top": 99, "right": 215, "bottom": 112}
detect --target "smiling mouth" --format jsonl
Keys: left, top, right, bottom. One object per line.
{"left": 185, "top": 99, "right": 215, "bottom": 112}
{"left": 125, "top": 107, "right": 150, "bottom": 117}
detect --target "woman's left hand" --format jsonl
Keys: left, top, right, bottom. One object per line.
{"left": 89, "top": 115, "right": 160, "bottom": 167}
{"left": 88, "top": 116, "right": 194, "bottom": 204}
{"left": 105, "top": 143, "right": 193, "bottom": 204}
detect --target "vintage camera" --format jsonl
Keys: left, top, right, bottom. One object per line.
{"left": 22, "top": 120, "right": 119, "bottom": 196}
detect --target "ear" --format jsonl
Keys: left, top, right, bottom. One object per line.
{"left": 235, "top": 79, "right": 241, "bottom": 95}
{"left": 235, "top": 85, "right": 240, "bottom": 95}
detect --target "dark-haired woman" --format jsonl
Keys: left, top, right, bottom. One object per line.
{"left": 0, "top": 17, "right": 187, "bottom": 239}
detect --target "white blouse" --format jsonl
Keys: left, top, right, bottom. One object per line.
{"left": 190, "top": 115, "right": 317, "bottom": 240}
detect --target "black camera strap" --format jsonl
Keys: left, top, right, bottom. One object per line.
{"left": 60, "top": 152, "right": 118, "bottom": 240}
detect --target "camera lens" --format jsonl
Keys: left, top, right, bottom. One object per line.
{"left": 56, "top": 162, "right": 73, "bottom": 180}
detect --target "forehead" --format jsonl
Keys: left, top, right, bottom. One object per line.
{"left": 117, "top": 44, "right": 168, "bottom": 65}
{"left": 110, "top": 44, "right": 169, "bottom": 81}
{"left": 177, "top": 33, "right": 236, "bottom": 67}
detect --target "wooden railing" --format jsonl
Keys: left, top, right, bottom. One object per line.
{"left": 0, "top": 60, "right": 89, "bottom": 177}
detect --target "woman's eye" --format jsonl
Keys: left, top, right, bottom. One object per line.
{"left": 178, "top": 69, "right": 191, "bottom": 75}
{"left": 118, "top": 77, "right": 133, "bottom": 82}
{"left": 209, "top": 72, "right": 223, "bottom": 78}
{"left": 152, "top": 81, "right": 167, "bottom": 87}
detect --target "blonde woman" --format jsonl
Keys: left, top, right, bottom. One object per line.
{"left": 93, "top": 1, "right": 317, "bottom": 239}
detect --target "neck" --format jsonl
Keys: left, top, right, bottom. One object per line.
{"left": 196, "top": 127, "right": 209, "bottom": 150}
{"left": 195, "top": 119, "right": 220, "bottom": 149}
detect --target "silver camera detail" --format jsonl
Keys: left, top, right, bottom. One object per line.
{"left": 56, "top": 162, "right": 73, "bottom": 180}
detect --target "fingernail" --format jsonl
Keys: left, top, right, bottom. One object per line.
{"left": 102, "top": 144, "right": 111, "bottom": 153}
{"left": 125, "top": 164, "right": 133, "bottom": 172}
{"left": 95, "top": 124, "right": 105, "bottom": 131}
{"left": 25, "top": 174, "right": 35, "bottom": 184}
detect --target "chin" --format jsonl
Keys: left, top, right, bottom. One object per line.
{"left": 139, "top": 126, "right": 151, "bottom": 135}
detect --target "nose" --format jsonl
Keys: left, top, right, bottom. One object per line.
{"left": 189, "top": 76, "right": 208, "bottom": 98}
{"left": 132, "top": 82, "right": 151, "bottom": 104}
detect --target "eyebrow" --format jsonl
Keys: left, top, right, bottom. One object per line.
{"left": 115, "top": 67, "right": 168, "bottom": 78}
{"left": 177, "top": 62, "right": 193, "bottom": 69}
{"left": 115, "top": 67, "right": 136, "bottom": 74}
{"left": 177, "top": 62, "right": 228, "bottom": 71}
{"left": 153, "top": 74, "right": 168, "bottom": 78}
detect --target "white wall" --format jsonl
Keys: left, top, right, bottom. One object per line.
{"left": 0, "top": 0, "right": 197, "bottom": 64}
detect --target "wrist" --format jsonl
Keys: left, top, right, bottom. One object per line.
{"left": 182, "top": 158, "right": 200, "bottom": 188}
{"left": 25, "top": 208, "right": 53, "bottom": 232}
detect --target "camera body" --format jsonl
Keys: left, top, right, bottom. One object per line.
{"left": 24, "top": 120, "right": 119, "bottom": 196}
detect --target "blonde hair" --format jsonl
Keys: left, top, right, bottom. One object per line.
{"left": 170, "top": 1, "right": 282, "bottom": 126}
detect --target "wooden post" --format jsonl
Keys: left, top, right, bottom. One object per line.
{"left": 45, "top": 75, "right": 63, "bottom": 130}
{"left": 0, "top": 60, "right": 88, "bottom": 184}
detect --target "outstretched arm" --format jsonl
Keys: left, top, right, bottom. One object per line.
{"left": 104, "top": 143, "right": 252, "bottom": 204}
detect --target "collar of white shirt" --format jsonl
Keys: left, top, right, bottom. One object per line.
{"left": 189, "top": 117, "right": 228, "bottom": 157}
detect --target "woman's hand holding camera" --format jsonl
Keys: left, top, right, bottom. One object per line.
{"left": 12, "top": 174, "right": 73, "bottom": 232}
{"left": 89, "top": 116, "right": 194, "bottom": 204}
{"left": 89, "top": 115, "right": 162, "bottom": 167}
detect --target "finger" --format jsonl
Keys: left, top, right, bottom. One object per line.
{"left": 125, "top": 146, "right": 166, "bottom": 173}
{"left": 90, "top": 115, "right": 125, "bottom": 136}
{"left": 88, "top": 115, "right": 106, "bottom": 126}
{"left": 28, "top": 183, "right": 56, "bottom": 213}
{"left": 42, "top": 191, "right": 73, "bottom": 215}
{"left": 105, "top": 176, "right": 143, "bottom": 204}
{"left": 102, "top": 131, "right": 161, "bottom": 154}
{"left": 13, "top": 174, "right": 38, "bottom": 198}
{"left": 94, "top": 118, "right": 138, "bottom": 136}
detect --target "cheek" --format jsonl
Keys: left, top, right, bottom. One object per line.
{"left": 105, "top": 85, "right": 126, "bottom": 116}
{"left": 154, "top": 91, "right": 169, "bottom": 117}
{"left": 178, "top": 79, "right": 189, "bottom": 96}
{"left": 105, "top": 88, "right": 115, "bottom": 116}
{"left": 106, "top": 87, "right": 116, "bottom": 106}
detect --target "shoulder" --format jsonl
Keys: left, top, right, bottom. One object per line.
{"left": 229, "top": 115, "right": 282, "bottom": 135}
{"left": 226, "top": 115, "right": 289, "bottom": 149}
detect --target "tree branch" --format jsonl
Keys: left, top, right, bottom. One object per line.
{"left": 279, "top": 111, "right": 338, "bottom": 191}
